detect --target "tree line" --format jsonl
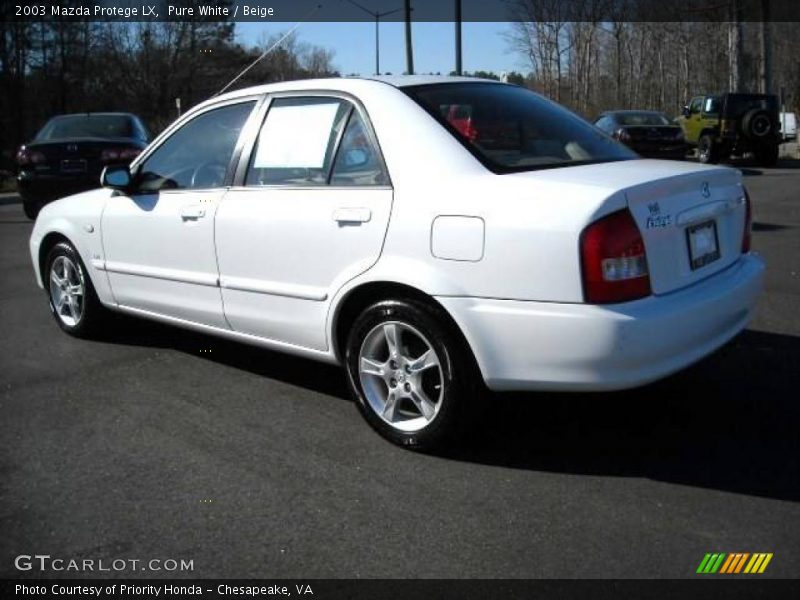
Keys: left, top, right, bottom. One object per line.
{"left": 2, "top": 0, "right": 797, "bottom": 170}
{"left": 0, "top": 5, "right": 336, "bottom": 169}
{"left": 507, "top": 0, "right": 799, "bottom": 119}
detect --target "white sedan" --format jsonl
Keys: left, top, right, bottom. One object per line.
{"left": 30, "top": 76, "right": 764, "bottom": 448}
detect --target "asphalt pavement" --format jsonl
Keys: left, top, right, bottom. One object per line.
{"left": 1, "top": 161, "right": 798, "bottom": 579}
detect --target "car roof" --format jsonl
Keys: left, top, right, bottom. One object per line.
{"left": 601, "top": 110, "right": 666, "bottom": 116}
{"left": 208, "top": 75, "right": 500, "bottom": 106}
{"left": 50, "top": 112, "right": 137, "bottom": 119}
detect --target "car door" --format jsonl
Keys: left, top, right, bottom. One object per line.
{"left": 101, "top": 99, "right": 258, "bottom": 327}
{"left": 215, "top": 94, "right": 392, "bottom": 351}
{"left": 682, "top": 97, "right": 704, "bottom": 142}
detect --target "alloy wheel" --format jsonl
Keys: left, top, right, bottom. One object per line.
{"left": 49, "top": 255, "right": 85, "bottom": 327}
{"left": 358, "top": 321, "right": 444, "bottom": 433}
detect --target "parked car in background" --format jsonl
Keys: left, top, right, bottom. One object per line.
{"left": 678, "top": 93, "right": 781, "bottom": 166}
{"left": 17, "top": 112, "right": 149, "bottom": 219}
{"left": 594, "top": 110, "right": 688, "bottom": 160}
{"left": 779, "top": 111, "right": 796, "bottom": 141}
{"left": 29, "top": 77, "right": 763, "bottom": 449}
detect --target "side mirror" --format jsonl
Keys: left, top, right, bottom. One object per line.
{"left": 101, "top": 165, "right": 132, "bottom": 191}
{"left": 681, "top": 105, "right": 691, "bottom": 118}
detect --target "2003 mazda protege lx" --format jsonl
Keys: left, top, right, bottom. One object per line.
{"left": 30, "top": 77, "right": 765, "bottom": 448}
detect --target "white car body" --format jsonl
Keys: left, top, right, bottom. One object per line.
{"left": 30, "top": 76, "right": 764, "bottom": 393}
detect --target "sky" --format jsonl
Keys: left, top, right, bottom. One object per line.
{"left": 235, "top": 21, "right": 525, "bottom": 77}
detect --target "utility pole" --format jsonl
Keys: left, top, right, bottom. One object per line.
{"left": 728, "top": 0, "right": 743, "bottom": 92}
{"left": 404, "top": 0, "right": 414, "bottom": 75}
{"left": 455, "top": 0, "right": 462, "bottom": 75}
{"left": 759, "top": 0, "right": 772, "bottom": 93}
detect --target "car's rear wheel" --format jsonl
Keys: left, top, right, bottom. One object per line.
{"left": 45, "top": 241, "right": 105, "bottom": 337}
{"left": 345, "top": 299, "right": 481, "bottom": 450}
{"left": 697, "top": 135, "right": 719, "bottom": 164}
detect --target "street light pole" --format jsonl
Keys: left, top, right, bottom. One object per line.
{"left": 343, "top": 0, "right": 403, "bottom": 76}
{"left": 375, "top": 14, "right": 380, "bottom": 75}
{"left": 455, "top": 0, "right": 462, "bottom": 75}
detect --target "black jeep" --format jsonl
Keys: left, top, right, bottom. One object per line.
{"left": 678, "top": 93, "right": 781, "bottom": 166}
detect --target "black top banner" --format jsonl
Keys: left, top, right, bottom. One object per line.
{"left": 5, "top": 0, "right": 800, "bottom": 23}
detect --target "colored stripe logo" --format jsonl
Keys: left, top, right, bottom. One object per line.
{"left": 697, "top": 553, "right": 773, "bottom": 574}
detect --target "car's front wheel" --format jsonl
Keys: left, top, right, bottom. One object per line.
{"left": 697, "top": 135, "right": 719, "bottom": 164}
{"left": 345, "top": 299, "right": 481, "bottom": 450}
{"left": 45, "top": 241, "right": 106, "bottom": 337}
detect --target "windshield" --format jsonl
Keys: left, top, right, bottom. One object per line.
{"left": 616, "top": 112, "right": 671, "bottom": 126}
{"left": 405, "top": 83, "right": 635, "bottom": 172}
{"left": 36, "top": 115, "right": 133, "bottom": 140}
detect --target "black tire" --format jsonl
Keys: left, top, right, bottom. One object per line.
{"left": 742, "top": 109, "right": 773, "bottom": 140}
{"left": 22, "top": 196, "right": 41, "bottom": 220}
{"left": 345, "top": 299, "right": 483, "bottom": 450}
{"left": 697, "top": 134, "right": 719, "bottom": 164}
{"left": 754, "top": 144, "right": 779, "bottom": 167}
{"left": 44, "top": 241, "right": 107, "bottom": 338}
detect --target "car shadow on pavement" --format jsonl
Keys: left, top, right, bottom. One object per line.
{"left": 98, "top": 318, "right": 798, "bottom": 502}
{"left": 443, "top": 328, "right": 800, "bottom": 503}
{"left": 99, "top": 314, "right": 351, "bottom": 401}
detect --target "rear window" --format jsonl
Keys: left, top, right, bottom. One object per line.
{"left": 36, "top": 115, "right": 133, "bottom": 140}
{"left": 616, "top": 112, "right": 671, "bottom": 126}
{"left": 405, "top": 83, "right": 635, "bottom": 173}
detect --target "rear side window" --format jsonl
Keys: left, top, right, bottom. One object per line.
{"left": 246, "top": 97, "right": 350, "bottom": 186}
{"left": 406, "top": 83, "right": 634, "bottom": 173}
{"left": 330, "top": 111, "right": 388, "bottom": 186}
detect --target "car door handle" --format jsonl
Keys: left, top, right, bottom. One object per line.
{"left": 333, "top": 207, "right": 371, "bottom": 224}
{"left": 180, "top": 206, "right": 206, "bottom": 221}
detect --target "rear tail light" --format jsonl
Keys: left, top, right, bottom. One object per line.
{"left": 101, "top": 147, "right": 141, "bottom": 163}
{"left": 16, "top": 146, "right": 46, "bottom": 166}
{"left": 742, "top": 189, "right": 752, "bottom": 253}
{"left": 580, "top": 209, "right": 651, "bottom": 304}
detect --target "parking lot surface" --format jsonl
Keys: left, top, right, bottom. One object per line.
{"left": 1, "top": 162, "right": 798, "bottom": 579}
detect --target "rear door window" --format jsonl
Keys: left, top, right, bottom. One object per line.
{"left": 245, "top": 97, "right": 351, "bottom": 186}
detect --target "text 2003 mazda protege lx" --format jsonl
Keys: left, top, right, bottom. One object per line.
{"left": 29, "top": 77, "right": 764, "bottom": 448}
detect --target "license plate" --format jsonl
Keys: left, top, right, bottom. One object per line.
{"left": 61, "top": 159, "right": 87, "bottom": 173}
{"left": 686, "top": 220, "right": 721, "bottom": 270}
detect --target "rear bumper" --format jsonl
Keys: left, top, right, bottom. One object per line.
{"left": 438, "top": 253, "right": 765, "bottom": 392}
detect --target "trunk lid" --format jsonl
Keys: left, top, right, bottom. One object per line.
{"left": 624, "top": 125, "right": 683, "bottom": 142}
{"left": 620, "top": 161, "right": 746, "bottom": 295}
{"left": 24, "top": 137, "right": 140, "bottom": 175}
{"left": 506, "top": 159, "right": 747, "bottom": 297}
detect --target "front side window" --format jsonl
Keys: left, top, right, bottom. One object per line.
{"left": 703, "top": 97, "right": 721, "bottom": 115}
{"left": 406, "top": 83, "right": 635, "bottom": 173}
{"left": 246, "top": 97, "right": 350, "bottom": 186}
{"left": 137, "top": 101, "right": 255, "bottom": 192}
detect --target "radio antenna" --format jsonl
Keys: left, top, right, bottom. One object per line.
{"left": 214, "top": 3, "right": 323, "bottom": 98}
